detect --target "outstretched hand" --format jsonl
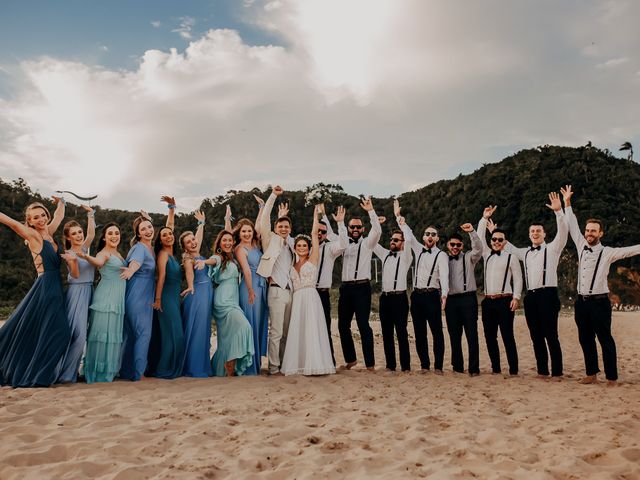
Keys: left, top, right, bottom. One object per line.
{"left": 139, "top": 210, "right": 152, "bottom": 222}
{"left": 194, "top": 210, "right": 205, "bottom": 223}
{"left": 278, "top": 202, "right": 289, "bottom": 218}
{"left": 225, "top": 205, "right": 232, "bottom": 220}
{"left": 460, "top": 223, "right": 474, "bottom": 232}
{"left": 393, "top": 199, "right": 401, "bottom": 218}
{"left": 180, "top": 287, "right": 194, "bottom": 297}
{"left": 253, "top": 194, "right": 265, "bottom": 207}
{"left": 273, "top": 185, "right": 284, "bottom": 196}
{"left": 194, "top": 259, "right": 206, "bottom": 270}
{"left": 560, "top": 185, "right": 573, "bottom": 207}
{"left": 487, "top": 218, "right": 497, "bottom": 233}
{"left": 397, "top": 216, "right": 406, "bottom": 226}
{"left": 360, "top": 197, "right": 373, "bottom": 212}
{"left": 483, "top": 205, "right": 497, "bottom": 219}
{"left": 161, "top": 195, "right": 176, "bottom": 207}
{"left": 332, "top": 205, "right": 346, "bottom": 223}
{"left": 317, "top": 203, "right": 326, "bottom": 216}
{"left": 545, "top": 191, "right": 562, "bottom": 211}
{"left": 80, "top": 204, "right": 94, "bottom": 213}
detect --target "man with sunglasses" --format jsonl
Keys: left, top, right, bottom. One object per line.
{"left": 562, "top": 185, "right": 640, "bottom": 386}
{"left": 488, "top": 192, "right": 567, "bottom": 380}
{"left": 394, "top": 200, "right": 449, "bottom": 374}
{"left": 372, "top": 217, "right": 414, "bottom": 371}
{"left": 337, "top": 197, "right": 382, "bottom": 370}
{"left": 478, "top": 206, "right": 523, "bottom": 376}
{"left": 315, "top": 204, "right": 348, "bottom": 365}
{"left": 444, "top": 224, "right": 483, "bottom": 376}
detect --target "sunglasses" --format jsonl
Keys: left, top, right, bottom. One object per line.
{"left": 491, "top": 237, "right": 505, "bottom": 243}
{"left": 349, "top": 225, "right": 363, "bottom": 230}
{"left": 449, "top": 242, "right": 463, "bottom": 248}
{"left": 390, "top": 237, "right": 404, "bottom": 243}
{"left": 423, "top": 232, "right": 438, "bottom": 237}
{"left": 318, "top": 230, "right": 327, "bottom": 235}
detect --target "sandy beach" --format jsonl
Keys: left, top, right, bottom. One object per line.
{"left": 1, "top": 311, "right": 639, "bottom": 479}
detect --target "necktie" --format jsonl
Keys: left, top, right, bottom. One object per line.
{"left": 450, "top": 254, "right": 459, "bottom": 261}
{"left": 583, "top": 246, "right": 593, "bottom": 253}
{"left": 530, "top": 245, "right": 541, "bottom": 251}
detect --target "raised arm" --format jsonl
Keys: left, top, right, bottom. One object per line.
{"left": 259, "top": 186, "right": 282, "bottom": 244}
{"left": 253, "top": 194, "right": 264, "bottom": 239}
{"left": 309, "top": 206, "right": 321, "bottom": 265}
{"left": 477, "top": 205, "right": 497, "bottom": 255}
{"left": 0, "top": 211, "right": 40, "bottom": 244}
{"left": 362, "top": 197, "right": 382, "bottom": 249}
{"left": 81, "top": 205, "right": 96, "bottom": 252}
{"left": 224, "top": 205, "right": 232, "bottom": 232}
{"left": 61, "top": 251, "right": 80, "bottom": 278}
{"left": 331, "top": 206, "right": 349, "bottom": 251}
{"left": 373, "top": 243, "right": 388, "bottom": 262}
{"left": 235, "top": 245, "right": 255, "bottom": 305}
{"left": 560, "top": 185, "right": 586, "bottom": 250}
{"left": 48, "top": 196, "right": 66, "bottom": 235}
{"left": 461, "top": 223, "right": 483, "bottom": 263}
{"left": 546, "top": 191, "right": 568, "bottom": 254}
{"left": 194, "top": 211, "right": 205, "bottom": 255}
{"left": 161, "top": 195, "right": 176, "bottom": 230}
{"left": 153, "top": 250, "right": 169, "bottom": 311}
{"left": 395, "top": 200, "right": 418, "bottom": 253}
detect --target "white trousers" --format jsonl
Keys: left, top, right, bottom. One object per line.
{"left": 267, "top": 286, "right": 292, "bottom": 373}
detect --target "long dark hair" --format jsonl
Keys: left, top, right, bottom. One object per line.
{"left": 97, "top": 222, "right": 121, "bottom": 253}
{"left": 213, "top": 230, "right": 235, "bottom": 271}
{"left": 154, "top": 226, "right": 174, "bottom": 257}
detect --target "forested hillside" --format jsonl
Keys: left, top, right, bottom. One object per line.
{"left": 2, "top": 145, "right": 639, "bottom": 306}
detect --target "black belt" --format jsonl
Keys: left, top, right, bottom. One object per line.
{"left": 578, "top": 293, "right": 609, "bottom": 301}
{"left": 269, "top": 283, "right": 290, "bottom": 290}
{"left": 527, "top": 286, "right": 557, "bottom": 294}
{"left": 316, "top": 287, "right": 329, "bottom": 292}
{"left": 413, "top": 288, "right": 439, "bottom": 294}
{"left": 448, "top": 291, "right": 476, "bottom": 298}
{"left": 342, "top": 279, "right": 370, "bottom": 285}
{"left": 381, "top": 290, "right": 406, "bottom": 296}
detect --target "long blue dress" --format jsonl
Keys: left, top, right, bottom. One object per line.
{"left": 209, "top": 256, "right": 254, "bottom": 376}
{"left": 58, "top": 247, "right": 95, "bottom": 383}
{"left": 0, "top": 240, "right": 71, "bottom": 387}
{"left": 84, "top": 255, "right": 126, "bottom": 383}
{"left": 152, "top": 255, "right": 185, "bottom": 379}
{"left": 181, "top": 255, "right": 213, "bottom": 377}
{"left": 238, "top": 246, "right": 268, "bottom": 375}
{"left": 120, "top": 242, "right": 155, "bottom": 381}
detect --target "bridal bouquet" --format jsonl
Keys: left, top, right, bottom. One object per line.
{"left": 304, "top": 183, "right": 333, "bottom": 207}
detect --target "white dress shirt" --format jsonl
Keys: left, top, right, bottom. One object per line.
{"left": 448, "top": 231, "right": 483, "bottom": 295}
{"left": 477, "top": 218, "right": 523, "bottom": 299}
{"left": 315, "top": 215, "right": 348, "bottom": 288}
{"left": 340, "top": 210, "right": 382, "bottom": 282}
{"left": 402, "top": 222, "right": 449, "bottom": 296}
{"left": 565, "top": 206, "right": 640, "bottom": 295}
{"left": 504, "top": 210, "right": 568, "bottom": 290}
{"left": 373, "top": 243, "right": 413, "bottom": 292}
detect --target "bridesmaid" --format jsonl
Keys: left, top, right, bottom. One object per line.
{"left": 180, "top": 211, "right": 213, "bottom": 377}
{"left": 78, "top": 223, "right": 126, "bottom": 383}
{"left": 150, "top": 224, "right": 185, "bottom": 378}
{"left": 231, "top": 205, "right": 268, "bottom": 375}
{"left": 58, "top": 205, "right": 96, "bottom": 383}
{"left": 0, "top": 198, "right": 78, "bottom": 387}
{"left": 203, "top": 230, "right": 254, "bottom": 377}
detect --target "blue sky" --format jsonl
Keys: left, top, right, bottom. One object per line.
{"left": 1, "top": 1, "right": 639, "bottom": 211}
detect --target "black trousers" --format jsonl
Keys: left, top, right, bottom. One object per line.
{"left": 379, "top": 293, "right": 411, "bottom": 371}
{"left": 575, "top": 296, "right": 617, "bottom": 380}
{"left": 481, "top": 296, "right": 518, "bottom": 375}
{"left": 523, "top": 288, "right": 563, "bottom": 376}
{"left": 338, "top": 282, "right": 375, "bottom": 367}
{"left": 444, "top": 293, "right": 480, "bottom": 374}
{"left": 317, "top": 289, "right": 336, "bottom": 365}
{"left": 410, "top": 290, "right": 444, "bottom": 370}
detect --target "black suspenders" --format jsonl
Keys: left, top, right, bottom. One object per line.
{"left": 589, "top": 250, "right": 604, "bottom": 294}
{"left": 353, "top": 242, "right": 363, "bottom": 280}
{"left": 524, "top": 247, "right": 548, "bottom": 290}
{"left": 383, "top": 252, "right": 402, "bottom": 291}
{"left": 500, "top": 254, "right": 512, "bottom": 293}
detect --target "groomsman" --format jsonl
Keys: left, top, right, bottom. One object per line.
{"left": 478, "top": 206, "right": 523, "bottom": 376}
{"left": 373, "top": 216, "right": 413, "bottom": 371}
{"left": 395, "top": 200, "right": 449, "bottom": 373}
{"left": 338, "top": 197, "right": 382, "bottom": 370}
{"left": 257, "top": 185, "right": 295, "bottom": 375}
{"left": 315, "top": 204, "right": 348, "bottom": 364}
{"left": 444, "top": 224, "right": 483, "bottom": 376}
{"left": 497, "top": 192, "right": 567, "bottom": 379}
{"left": 562, "top": 185, "right": 640, "bottom": 386}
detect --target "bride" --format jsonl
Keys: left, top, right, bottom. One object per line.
{"left": 281, "top": 206, "right": 336, "bottom": 376}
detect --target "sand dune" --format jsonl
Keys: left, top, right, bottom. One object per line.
{"left": 1, "top": 312, "right": 639, "bottom": 479}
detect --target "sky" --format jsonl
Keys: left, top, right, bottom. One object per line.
{"left": 0, "top": 0, "right": 639, "bottom": 212}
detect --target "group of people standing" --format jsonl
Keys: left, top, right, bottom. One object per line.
{"left": 0, "top": 184, "right": 636, "bottom": 388}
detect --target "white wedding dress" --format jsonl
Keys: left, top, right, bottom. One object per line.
{"left": 281, "top": 261, "right": 336, "bottom": 376}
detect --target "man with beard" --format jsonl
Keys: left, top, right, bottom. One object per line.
{"left": 490, "top": 192, "right": 568, "bottom": 380}
{"left": 373, "top": 215, "right": 413, "bottom": 372}
{"left": 315, "top": 204, "right": 348, "bottom": 365}
{"left": 562, "top": 185, "right": 640, "bottom": 386}
{"left": 478, "top": 206, "right": 523, "bottom": 376}
{"left": 337, "top": 197, "right": 382, "bottom": 370}
{"left": 444, "top": 224, "right": 483, "bottom": 376}
{"left": 394, "top": 200, "right": 449, "bottom": 374}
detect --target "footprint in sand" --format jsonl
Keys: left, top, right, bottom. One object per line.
{"left": 621, "top": 447, "right": 640, "bottom": 462}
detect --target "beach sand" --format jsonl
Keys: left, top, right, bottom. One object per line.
{"left": 1, "top": 312, "right": 639, "bottom": 479}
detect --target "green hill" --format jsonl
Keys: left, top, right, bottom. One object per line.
{"left": 2, "top": 144, "right": 639, "bottom": 307}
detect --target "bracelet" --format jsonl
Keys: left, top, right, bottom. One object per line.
{"left": 87, "top": 212, "right": 95, "bottom": 218}
{"left": 167, "top": 204, "right": 176, "bottom": 209}
{"left": 197, "top": 220, "right": 205, "bottom": 226}
{"left": 258, "top": 205, "right": 263, "bottom": 209}
{"left": 59, "top": 197, "right": 66, "bottom": 205}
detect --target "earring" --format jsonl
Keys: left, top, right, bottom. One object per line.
{"left": 216, "top": 247, "right": 222, "bottom": 254}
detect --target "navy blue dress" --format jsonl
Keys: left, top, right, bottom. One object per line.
{"left": 0, "top": 240, "right": 72, "bottom": 387}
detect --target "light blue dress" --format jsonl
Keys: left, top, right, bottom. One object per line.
{"left": 120, "top": 243, "right": 155, "bottom": 381}
{"left": 209, "top": 255, "right": 254, "bottom": 376}
{"left": 238, "top": 246, "right": 268, "bottom": 375}
{"left": 84, "top": 255, "right": 126, "bottom": 383}
{"left": 59, "top": 247, "right": 95, "bottom": 383}
{"left": 181, "top": 255, "right": 213, "bottom": 377}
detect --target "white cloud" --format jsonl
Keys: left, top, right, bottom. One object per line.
{"left": 1, "top": 1, "right": 640, "bottom": 212}
{"left": 151, "top": 20, "right": 162, "bottom": 28}
{"left": 172, "top": 16, "right": 196, "bottom": 40}
{"left": 596, "top": 57, "right": 629, "bottom": 69}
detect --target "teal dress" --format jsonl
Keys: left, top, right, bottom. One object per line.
{"left": 208, "top": 256, "right": 254, "bottom": 376}
{"left": 153, "top": 255, "right": 185, "bottom": 379}
{"left": 84, "top": 255, "right": 126, "bottom": 383}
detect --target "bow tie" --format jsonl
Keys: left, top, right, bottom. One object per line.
{"left": 387, "top": 252, "right": 398, "bottom": 258}
{"left": 489, "top": 250, "right": 501, "bottom": 257}
{"left": 349, "top": 238, "right": 359, "bottom": 244}
{"left": 583, "top": 246, "right": 593, "bottom": 253}
{"left": 422, "top": 247, "right": 432, "bottom": 254}
{"left": 449, "top": 254, "right": 460, "bottom": 261}
{"left": 530, "top": 245, "right": 541, "bottom": 251}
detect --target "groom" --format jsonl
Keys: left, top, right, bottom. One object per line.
{"left": 257, "top": 185, "right": 295, "bottom": 375}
